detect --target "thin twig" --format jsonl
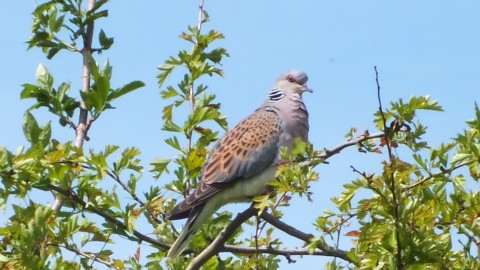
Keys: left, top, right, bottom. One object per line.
{"left": 105, "top": 169, "right": 163, "bottom": 225}
{"left": 47, "top": 184, "right": 170, "bottom": 250}
{"left": 50, "top": 243, "right": 116, "bottom": 269}
{"left": 403, "top": 160, "right": 472, "bottom": 191}
{"left": 256, "top": 192, "right": 288, "bottom": 241}
{"left": 90, "top": 232, "right": 112, "bottom": 269}
{"left": 458, "top": 225, "right": 480, "bottom": 259}
{"left": 184, "top": 0, "right": 207, "bottom": 196}
{"left": 375, "top": 66, "right": 403, "bottom": 270}
{"left": 324, "top": 212, "right": 358, "bottom": 236}
{"left": 52, "top": 0, "right": 96, "bottom": 212}
{"left": 187, "top": 207, "right": 353, "bottom": 270}
{"left": 260, "top": 212, "right": 350, "bottom": 262}
{"left": 317, "top": 132, "right": 385, "bottom": 160}
{"left": 222, "top": 245, "right": 345, "bottom": 257}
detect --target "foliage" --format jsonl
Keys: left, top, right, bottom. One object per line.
{"left": 1, "top": 1, "right": 480, "bottom": 269}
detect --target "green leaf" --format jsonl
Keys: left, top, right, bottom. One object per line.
{"left": 38, "top": 121, "right": 51, "bottom": 146}
{"left": 98, "top": 29, "right": 114, "bottom": 50}
{"left": 160, "top": 86, "right": 179, "bottom": 99}
{"left": 53, "top": 15, "right": 65, "bottom": 33}
{"left": 47, "top": 6, "right": 58, "bottom": 32}
{"left": 46, "top": 47, "right": 60, "bottom": 59}
{"left": 23, "top": 112, "right": 40, "bottom": 143}
{"left": 20, "top": 84, "right": 40, "bottom": 99}
{"left": 36, "top": 64, "right": 54, "bottom": 91}
{"left": 162, "top": 104, "right": 174, "bottom": 122}
{"left": 108, "top": 80, "right": 144, "bottom": 101}
{"left": 150, "top": 158, "right": 171, "bottom": 179}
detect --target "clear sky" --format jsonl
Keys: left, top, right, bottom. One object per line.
{"left": 1, "top": 1, "right": 480, "bottom": 269}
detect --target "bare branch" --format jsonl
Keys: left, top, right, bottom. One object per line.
{"left": 222, "top": 245, "right": 343, "bottom": 257}
{"left": 260, "top": 212, "right": 351, "bottom": 262}
{"left": 187, "top": 206, "right": 353, "bottom": 270}
{"left": 105, "top": 169, "right": 163, "bottom": 225}
{"left": 187, "top": 207, "right": 257, "bottom": 270}
{"left": 374, "top": 66, "right": 403, "bottom": 270}
{"left": 50, "top": 243, "right": 116, "bottom": 269}
{"left": 317, "top": 132, "right": 385, "bottom": 160}
{"left": 52, "top": 0, "right": 96, "bottom": 212}
{"left": 47, "top": 184, "right": 170, "bottom": 250}
{"left": 403, "top": 160, "right": 473, "bottom": 191}
{"left": 458, "top": 225, "right": 480, "bottom": 260}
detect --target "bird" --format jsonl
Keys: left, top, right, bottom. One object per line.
{"left": 167, "top": 70, "right": 312, "bottom": 258}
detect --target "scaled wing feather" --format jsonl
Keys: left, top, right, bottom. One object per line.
{"left": 168, "top": 107, "right": 281, "bottom": 219}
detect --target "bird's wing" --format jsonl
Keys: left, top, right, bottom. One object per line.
{"left": 169, "top": 107, "right": 281, "bottom": 219}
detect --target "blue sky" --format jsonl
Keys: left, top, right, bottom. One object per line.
{"left": 1, "top": 1, "right": 480, "bottom": 269}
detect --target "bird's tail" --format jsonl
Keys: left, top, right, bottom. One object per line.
{"left": 167, "top": 203, "right": 214, "bottom": 258}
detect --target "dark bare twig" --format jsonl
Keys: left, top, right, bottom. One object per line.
{"left": 458, "top": 226, "right": 480, "bottom": 259}
{"left": 47, "top": 184, "right": 170, "bottom": 250}
{"left": 50, "top": 243, "right": 116, "bottom": 268}
{"left": 317, "top": 132, "right": 385, "bottom": 160}
{"left": 90, "top": 232, "right": 112, "bottom": 268}
{"left": 256, "top": 191, "right": 288, "bottom": 240}
{"left": 324, "top": 212, "right": 358, "bottom": 236}
{"left": 375, "top": 66, "right": 403, "bottom": 270}
{"left": 260, "top": 212, "right": 350, "bottom": 261}
{"left": 222, "top": 245, "right": 337, "bottom": 257}
{"left": 105, "top": 169, "right": 163, "bottom": 225}
{"left": 187, "top": 207, "right": 352, "bottom": 270}
{"left": 187, "top": 207, "right": 257, "bottom": 270}
{"left": 403, "top": 160, "right": 473, "bottom": 191}
{"left": 349, "top": 165, "right": 374, "bottom": 182}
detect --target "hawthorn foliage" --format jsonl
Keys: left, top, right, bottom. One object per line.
{"left": 1, "top": 1, "right": 480, "bottom": 269}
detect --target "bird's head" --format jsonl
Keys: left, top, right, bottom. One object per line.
{"left": 274, "top": 70, "right": 313, "bottom": 95}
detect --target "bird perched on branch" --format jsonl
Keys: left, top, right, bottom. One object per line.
{"left": 167, "top": 70, "right": 312, "bottom": 258}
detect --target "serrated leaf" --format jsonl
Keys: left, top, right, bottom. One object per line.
{"left": 160, "top": 86, "right": 179, "bottom": 99}
{"left": 150, "top": 158, "right": 171, "bottom": 179}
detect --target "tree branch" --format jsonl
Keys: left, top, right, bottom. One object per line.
{"left": 105, "top": 169, "right": 163, "bottom": 225}
{"left": 50, "top": 243, "right": 116, "bottom": 269}
{"left": 260, "top": 212, "right": 350, "bottom": 262}
{"left": 458, "top": 225, "right": 480, "bottom": 260}
{"left": 47, "top": 184, "right": 170, "bottom": 250}
{"left": 375, "top": 66, "right": 403, "bottom": 270}
{"left": 187, "top": 206, "right": 353, "bottom": 270}
{"left": 187, "top": 207, "right": 257, "bottom": 270}
{"left": 403, "top": 160, "right": 473, "bottom": 191}
{"left": 318, "top": 132, "right": 385, "bottom": 160}
{"left": 52, "top": 0, "right": 96, "bottom": 212}
{"left": 185, "top": 130, "right": 385, "bottom": 268}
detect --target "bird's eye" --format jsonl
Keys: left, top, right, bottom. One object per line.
{"left": 287, "top": 75, "right": 296, "bottom": 83}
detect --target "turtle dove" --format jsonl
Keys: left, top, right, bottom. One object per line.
{"left": 167, "top": 70, "right": 312, "bottom": 258}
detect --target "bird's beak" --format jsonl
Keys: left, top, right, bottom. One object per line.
{"left": 303, "top": 84, "right": 313, "bottom": 93}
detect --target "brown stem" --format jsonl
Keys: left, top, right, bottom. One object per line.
{"left": 52, "top": 0, "right": 96, "bottom": 212}
{"left": 105, "top": 169, "right": 163, "bottom": 225}
{"left": 403, "top": 160, "right": 472, "bottom": 191}
{"left": 49, "top": 243, "right": 115, "bottom": 268}
{"left": 260, "top": 212, "right": 350, "bottom": 261}
{"left": 47, "top": 184, "right": 170, "bottom": 250}
{"left": 317, "top": 132, "right": 385, "bottom": 160}
{"left": 187, "top": 207, "right": 257, "bottom": 270}
{"left": 187, "top": 207, "right": 352, "bottom": 270}
{"left": 375, "top": 66, "right": 403, "bottom": 270}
